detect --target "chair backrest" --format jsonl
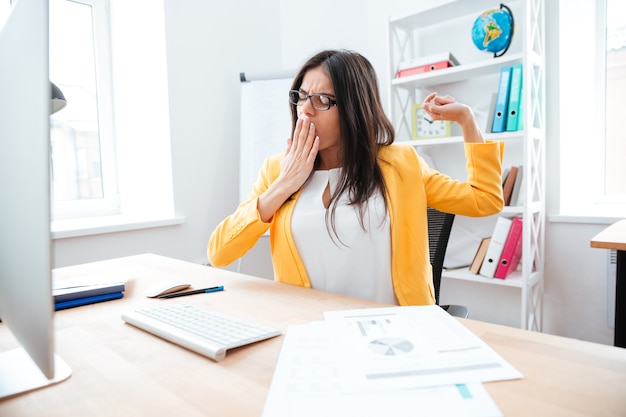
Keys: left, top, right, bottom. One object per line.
{"left": 426, "top": 207, "right": 455, "bottom": 306}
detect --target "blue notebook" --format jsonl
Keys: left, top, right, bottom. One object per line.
{"left": 54, "top": 292, "right": 124, "bottom": 311}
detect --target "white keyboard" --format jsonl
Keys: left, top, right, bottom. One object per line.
{"left": 121, "top": 304, "right": 281, "bottom": 362}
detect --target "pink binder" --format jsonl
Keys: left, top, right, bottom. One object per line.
{"left": 494, "top": 217, "right": 523, "bottom": 279}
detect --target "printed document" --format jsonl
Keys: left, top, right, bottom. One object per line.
{"left": 262, "top": 321, "right": 503, "bottom": 417}
{"left": 323, "top": 306, "right": 522, "bottom": 392}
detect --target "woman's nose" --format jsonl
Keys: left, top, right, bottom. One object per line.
{"left": 301, "top": 96, "right": 316, "bottom": 116}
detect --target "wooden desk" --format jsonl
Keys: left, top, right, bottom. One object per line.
{"left": 1, "top": 254, "right": 625, "bottom": 416}
{"left": 591, "top": 219, "right": 626, "bottom": 348}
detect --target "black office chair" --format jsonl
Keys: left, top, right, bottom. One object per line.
{"left": 427, "top": 207, "right": 469, "bottom": 318}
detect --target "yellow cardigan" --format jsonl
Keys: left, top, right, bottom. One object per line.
{"left": 208, "top": 142, "right": 504, "bottom": 306}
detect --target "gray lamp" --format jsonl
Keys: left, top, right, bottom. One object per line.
{"left": 50, "top": 82, "right": 67, "bottom": 114}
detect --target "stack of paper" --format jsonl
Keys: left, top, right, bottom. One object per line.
{"left": 52, "top": 273, "right": 129, "bottom": 310}
{"left": 262, "top": 306, "right": 523, "bottom": 417}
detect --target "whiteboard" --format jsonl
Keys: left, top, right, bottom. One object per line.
{"left": 239, "top": 77, "right": 293, "bottom": 203}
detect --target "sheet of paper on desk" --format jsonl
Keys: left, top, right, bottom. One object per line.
{"left": 323, "top": 306, "right": 522, "bottom": 393}
{"left": 262, "top": 322, "right": 502, "bottom": 417}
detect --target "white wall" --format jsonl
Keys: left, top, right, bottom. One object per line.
{"left": 53, "top": 0, "right": 617, "bottom": 346}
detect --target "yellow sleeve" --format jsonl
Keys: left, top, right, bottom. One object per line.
{"left": 207, "top": 154, "right": 282, "bottom": 267}
{"left": 207, "top": 197, "right": 269, "bottom": 267}
{"left": 423, "top": 141, "right": 504, "bottom": 216}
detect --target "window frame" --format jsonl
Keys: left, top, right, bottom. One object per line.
{"left": 50, "top": 0, "right": 178, "bottom": 238}
{"left": 50, "top": 0, "right": 120, "bottom": 220}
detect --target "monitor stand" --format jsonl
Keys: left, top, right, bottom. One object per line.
{"left": 0, "top": 348, "right": 71, "bottom": 400}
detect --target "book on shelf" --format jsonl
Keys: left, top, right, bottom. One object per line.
{"left": 502, "top": 165, "right": 519, "bottom": 206}
{"left": 505, "top": 64, "right": 523, "bottom": 132}
{"left": 485, "top": 92, "right": 497, "bottom": 133}
{"left": 479, "top": 216, "right": 513, "bottom": 278}
{"left": 469, "top": 237, "right": 491, "bottom": 274}
{"left": 501, "top": 167, "right": 510, "bottom": 187}
{"left": 509, "top": 165, "right": 524, "bottom": 206}
{"left": 494, "top": 217, "right": 523, "bottom": 279}
{"left": 396, "top": 52, "right": 460, "bottom": 78}
{"left": 491, "top": 66, "right": 512, "bottom": 133}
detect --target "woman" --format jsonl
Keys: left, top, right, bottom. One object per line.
{"left": 208, "top": 50, "right": 503, "bottom": 306}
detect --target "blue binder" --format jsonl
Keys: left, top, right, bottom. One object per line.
{"left": 506, "top": 64, "right": 523, "bottom": 131}
{"left": 491, "top": 66, "right": 512, "bottom": 133}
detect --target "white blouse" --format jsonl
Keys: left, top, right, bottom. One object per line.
{"left": 291, "top": 168, "right": 395, "bottom": 304}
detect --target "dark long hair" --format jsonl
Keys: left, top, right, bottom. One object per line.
{"left": 290, "top": 50, "right": 395, "bottom": 241}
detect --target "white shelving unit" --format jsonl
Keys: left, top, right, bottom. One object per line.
{"left": 388, "top": 0, "right": 545, "bottom": 331}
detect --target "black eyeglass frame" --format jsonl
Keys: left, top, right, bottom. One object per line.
{"left": 288, "top": 90, "right": 338, "bottom": 111}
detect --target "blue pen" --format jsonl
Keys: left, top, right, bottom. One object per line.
{"left": 158, "top": 285, "right": 224, "bottom": 299}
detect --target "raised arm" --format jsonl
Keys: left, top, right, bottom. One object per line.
{"left": 421, "top": 92, "right": 484, "bottom": 144}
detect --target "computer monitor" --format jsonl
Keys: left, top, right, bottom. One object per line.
{"left": 0, "top": 0, "right": 71, "bottom": 399}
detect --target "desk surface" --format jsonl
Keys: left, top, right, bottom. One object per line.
{"left": 1, "top": 254, "right": 626, "bottom": 416}
{"left": 591, "top": 219, "right": 626, "bottom": 251}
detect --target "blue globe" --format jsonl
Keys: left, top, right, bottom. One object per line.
{"left": 471, "top": 7, "right": 514, "bottom": 56}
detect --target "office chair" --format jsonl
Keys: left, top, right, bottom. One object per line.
{"left": 427, "top": 207, "right": 469, "bottom": 318}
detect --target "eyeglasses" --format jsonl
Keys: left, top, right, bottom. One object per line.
{"left": 288, "top": 90, "right": 337, "bottom": 111}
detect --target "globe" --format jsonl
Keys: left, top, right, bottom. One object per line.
{"left": 471, "top": 6, "right": 514, "bottom": 57}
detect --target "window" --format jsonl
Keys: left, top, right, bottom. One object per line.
{"left": 49, "top": 0, "right": 179, "bottom": 237}
{"left": 558, "top": 0, "right": 626, "bottom": 218}
{"left": 49, "top": 0, "right": 118, "bottom": 220}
